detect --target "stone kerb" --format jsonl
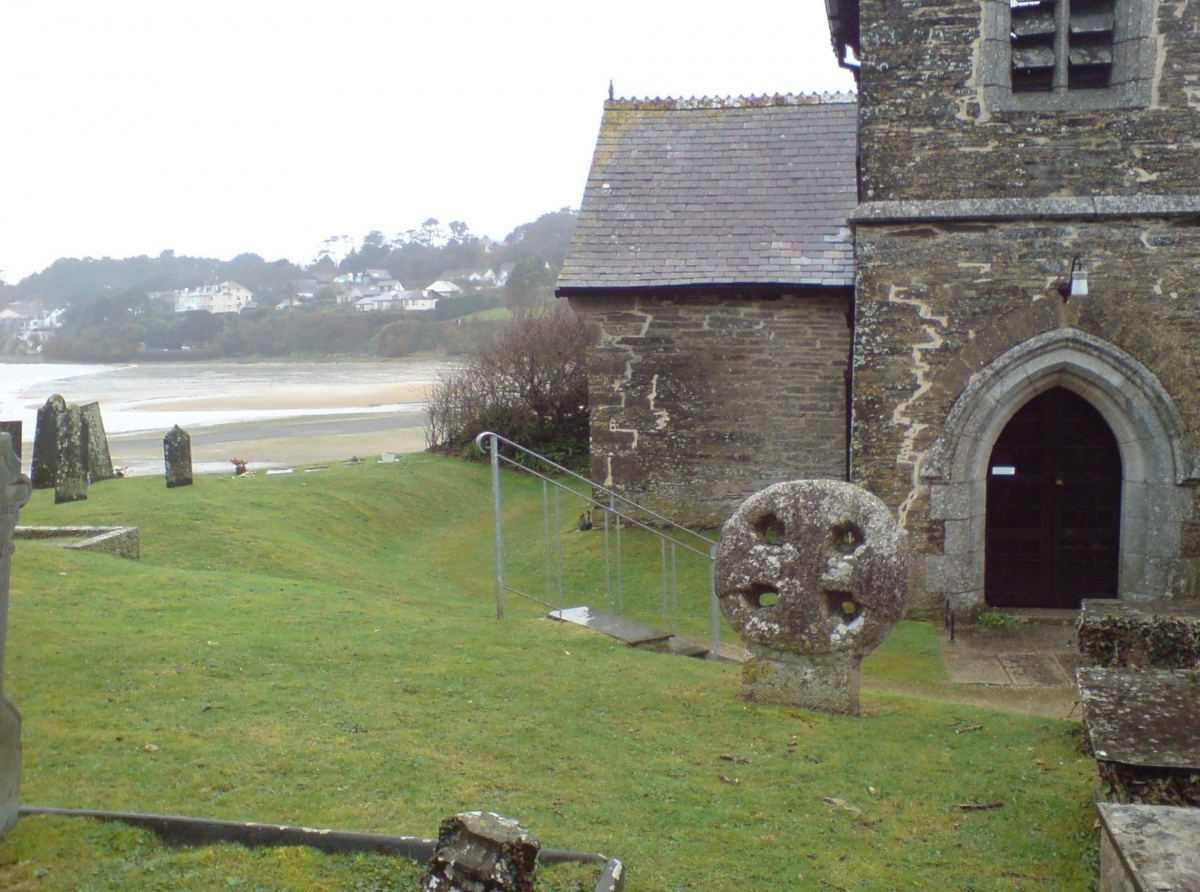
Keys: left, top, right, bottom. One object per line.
{"left": 714, "top": 480, "right": 910, "bottom": 714}
{"left": 14, "top": 526, "right": 140, "bottom": 560}
{"left": 0, "top": 431, "right": 33, "bottom": 834}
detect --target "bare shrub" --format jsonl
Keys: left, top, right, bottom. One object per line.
{"left": 425, "top": 306, "right": 589, "bottom": 469}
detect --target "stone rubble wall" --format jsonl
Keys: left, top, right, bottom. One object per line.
{"left": 852, "top": 217, "right": 1200, "bottom": 613}
{"left": 568, "top": 290, "right": 852, "bottom": 529}
{"left": 857, "top": 0, "right": 1200, "bottom": 202}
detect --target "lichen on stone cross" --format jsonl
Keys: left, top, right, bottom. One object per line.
{"left": 715, "top": 479, "right": 911, "bottom": 714}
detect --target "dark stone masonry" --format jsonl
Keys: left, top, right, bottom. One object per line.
{"left": 561, "top": 0, "right": 1200, "bottom": 617}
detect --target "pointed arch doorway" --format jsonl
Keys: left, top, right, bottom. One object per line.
{"left": 985, "top": 387, "right": 1121, "bottom": 608}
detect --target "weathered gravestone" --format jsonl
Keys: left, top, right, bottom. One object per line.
{"left": 715, "top": 480, "right": 910, "bottom": 714}
{"left": 30, "top": 394, "right": 68, "bottom": 490}
{"left": 0, "top": 431, "right": 33, "bottom": 834}
{"left": 0, "top": 423, "right": 20, "bottom": 462}
{"left": 30, "top": 396, "right": 114, "bottom": 501}
{"left": 53, "top": 402, "right": 87, "bottom": 505}
{"left": 422, "top": 811, "right": 540, "bottom": 892}
{"left": 78, "top": 402, "right": 116, "bottom": 483}
{"left": 163, "top": 426, "right": 193, "bottom": 488}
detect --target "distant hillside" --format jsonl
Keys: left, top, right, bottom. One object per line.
{"left": 3, "top": 209, "right": 577, "bottom": 361}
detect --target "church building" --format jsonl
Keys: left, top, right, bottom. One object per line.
{"left": 557, "top": 0, "right": 1200, "bottom": 616}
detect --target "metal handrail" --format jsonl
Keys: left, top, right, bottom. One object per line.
{"left": 472, "top": 431, "right": 713, "bottom": 557}
{"left": 474, "top": 431, "right": 721, "bottom": 656}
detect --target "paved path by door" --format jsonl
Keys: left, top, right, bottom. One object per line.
{"left": 939, "top": 610, "right": 1083, "bottom": 688}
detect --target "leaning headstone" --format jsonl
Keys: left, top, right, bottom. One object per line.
{"left": 163, "top": 426, "right": 193, "bottom": 488}
{"left": 421, "top": 811, "right": 540, "bottom": 892}
{"left": 715, "top": 480, "right": 910, "bottom": 714}
{"left": 53, "top": 403, "right": 87, "bottom": 505}
{"left": 30, "top": 395, "right": 69, "bottom": 490}
{"left": 0, "top": 423, "right": 20, "bottom": 462}
{"left": 78, "top": 402, "right": 116, "bottom": 483}
{"left": 0, "top": 431, "right": 33, "bottom": 834}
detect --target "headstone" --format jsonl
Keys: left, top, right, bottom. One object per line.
{"left": 1078, "top": 667, "right": 1200, "bottom": 806}
{"left": 53, "top": 403, "right": 87, "bottom": 505}
{"left": 163, "top": 426, "right": 193, "bottom": 488}
{"left": 78, "top": 402, "right": 116, "bottom": 483}
{"left": 714, "top": 479, "right": 910, "bottom": 714}
{"left": 30, "top": 394, "right": 68, "bottom": 490}
{"left": 0, "top": 423, "right": 20, "bottom": 462}
{"left": 0, "top": 431, "right": 33, "bottom": 834}
{"left": 421, "top": 811, "right": 540, "bottom": 892}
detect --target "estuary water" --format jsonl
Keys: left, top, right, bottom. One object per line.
{"left": 0, "top": 359, "right": 451, "bottom": 475}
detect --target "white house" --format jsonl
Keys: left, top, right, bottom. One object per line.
{"left": 174, "top": 281, "right": 255, "bottom": 314}
{"left": 400, "top": 290, "right": 438, "bottom": 311}
{"left": 424, "top": 279, "right": 462, "bottom": 297}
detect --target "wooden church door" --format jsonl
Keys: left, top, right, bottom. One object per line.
{"left": 984, "top": 387, "right": 1122, "bottom": 609}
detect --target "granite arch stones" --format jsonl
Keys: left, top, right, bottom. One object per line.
{"left": 920, "top": 328, "right": 1198, "bottom": 611}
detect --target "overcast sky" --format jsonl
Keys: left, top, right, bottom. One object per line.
{"left": 0, "top": 2, "right": 855, "bottom": 284}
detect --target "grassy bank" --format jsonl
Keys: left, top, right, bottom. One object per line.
{"left": 1, "top": 456, "right": 1096, "bottom": 890}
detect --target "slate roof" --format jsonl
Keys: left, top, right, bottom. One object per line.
{"left": 557, "top": 94, "right": 858, "bottom": 293}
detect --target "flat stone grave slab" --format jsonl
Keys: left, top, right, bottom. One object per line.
{"left": 1078, "top": 667, "right": 1200, "bottom": 806}
{"left": 1097, "top": 804, "right": 1200, "bottom": 892}
{"left": 1078, "top": 598, "right": 1200, "bottom": 669}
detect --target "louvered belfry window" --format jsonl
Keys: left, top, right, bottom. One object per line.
{"left": 1010, "top": 0, "right": 1115, "bottom": 92}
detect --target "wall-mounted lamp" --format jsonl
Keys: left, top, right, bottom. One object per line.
{"left": 1060, "top": 257, "right": 1088, "bottom": 301}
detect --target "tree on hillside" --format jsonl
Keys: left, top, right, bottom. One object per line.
{"left": 497, "top": 208, "right": 578, "bottom": 270}
{"left": 425, "top": 305, "right": 589, "bottom": 469}
{"left": 504, "top": 255, "right": 555, "bottom": 315}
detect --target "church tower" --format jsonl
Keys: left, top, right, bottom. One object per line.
{"left": 834, "top": 0, "right": 1200, "bottom": 612}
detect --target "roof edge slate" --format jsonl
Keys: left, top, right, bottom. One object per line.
{"left": 605, "top": 92, "right": 856, "bottom": 110}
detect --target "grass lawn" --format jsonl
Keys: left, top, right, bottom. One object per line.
{"left": 0, "top": 455, "right": 1098, "bottom": 890}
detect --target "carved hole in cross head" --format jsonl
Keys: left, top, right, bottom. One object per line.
{"left": 830, "top": 519, "right": 863, "bottom": 554}
{"left": 824, "top": 591, "right": 861, "bottom": 622}
{"left": 753, "top": 511, "right": 786, "bottom": 545}
{"left": 745, "top": 583, "right": 781, "bottom": 609}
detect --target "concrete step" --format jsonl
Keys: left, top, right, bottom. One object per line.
{"left": 548, "top": 606, "right": 711, "bottom": 659}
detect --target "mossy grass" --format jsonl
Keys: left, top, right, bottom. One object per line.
{"left": 3, "top": 456, "right": 1097, "bottom": 890}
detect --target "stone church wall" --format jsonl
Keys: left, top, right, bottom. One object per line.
{"left": 568, "top": 291, "right": 852, "bottom": 529}
{"left": 853, "top": 0, "right": 1200, "bottom": 615}
{"left": 857, "top": 0, "right": 1200, "bottom": 203}
{"left": 853, "top": 218, "right": 1200, "bottom": 614}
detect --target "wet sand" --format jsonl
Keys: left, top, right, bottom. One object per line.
{"left": 105, "top": 381, "right": 434, "bottom": 475}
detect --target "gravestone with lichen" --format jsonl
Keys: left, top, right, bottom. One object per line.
{"left": 30, "top": 395, "right": 68, "bottom": 490}
{"left": 78, "top": 402, "right": 116, "bottom": 483}
{"left": 163, "top": 426, "right": 193, "bottom": 488}
{"left": 715, "top": 480, "right": 910, "bottom": 714}
{"left": 0, "top": 431, "right": 33, "bottom": 833}
{"left": 422, "top": 811, "right": 540, "bottom": 892}
{"left": 54, "top": 403, "right": 87, "bottom": 504}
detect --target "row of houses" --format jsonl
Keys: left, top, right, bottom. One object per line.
{"left": 0, "top": 303, "right": 65, "bottom": 350}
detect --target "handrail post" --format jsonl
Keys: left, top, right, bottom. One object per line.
{"left": 709, "top": 543, "right": 720, "bottom": 658}
{"left": 489, "top": 433, "right": 505, "bottom": 620}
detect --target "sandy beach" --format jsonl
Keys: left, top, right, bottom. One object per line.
{"left": 105, "top": 381, "right": 434, "bottom": 475}
{"left": 2, "top": 360, "right": 448, "bottom": 477}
